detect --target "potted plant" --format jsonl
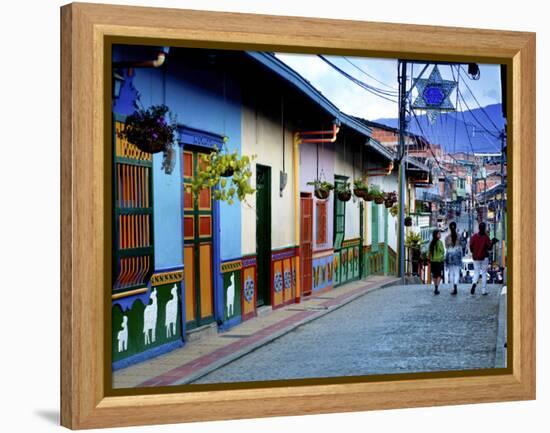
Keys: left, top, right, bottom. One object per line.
{"left": 366, "top": 184, "right": 381, "bottom": 202}
{"left": 405, "top": 231, "right": 423, "bottom": 275}
{"left": 404, "top": 216, "right": 413, "bottom": 226}
{"left": 405, "top": 231, "right": 423, "bottom": 250}
{"left": 189, "top": 146, "right": 256, "bottom": 205}
{"left": 390, "top": 203, "right": 398, "bottom": 217}
{"left": 353, "top": 178, "right": 369, "bottom": 199}
{"left": 307, "top": 180, "right": 334, "bottom": 200}
{"left": 384, "top": 191, "right": 397, "bottom": 208}
{"left": 369, "top": 185, "right": 385, "bottom": 204}
{"left": 335, "top": 181, "right": 352, "bottom": 202}
{"left": 118, "top": 104, "right": 176, "bottom": 154}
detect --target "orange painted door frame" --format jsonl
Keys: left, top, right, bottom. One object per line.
{"left": 183, "top": 149, "right": 215, "bottom": 329}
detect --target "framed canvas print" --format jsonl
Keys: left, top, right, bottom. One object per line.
{"left": 60, "top": 2, "right": 535, "bottom": 429}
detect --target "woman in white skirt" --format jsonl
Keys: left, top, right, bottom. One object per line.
{"left": 445, "top": 221, "right": 463, "bottom": 295}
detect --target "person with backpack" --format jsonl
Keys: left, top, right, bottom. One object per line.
{"left": 469, "top": 222, "right": 497, "bottom": 295}
{"left": 445, "top": 222, "right": 463, "bottom": 295}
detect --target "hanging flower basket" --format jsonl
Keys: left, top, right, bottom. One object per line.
{"left": 354, "top": 189, "right": 368, "bottom": 199}
{"left": 307, "top": 180, "right": 334, "bottom": 201}
{"left": 190, "top": 148, "right": 256, "bottom": 205}
{"left": 336, "top": 181, "right": 352, "bottom": 202}
{"left": 118, "top": 104, "right": 176, "bottom": 154}
{"left": 315, "top": 188, "right": 330, "bottom": 200}
{"left": 384, "top": 191, "right": 397, "bottom": 208}
{"left": 404, "top": 216, "right": 413, "bottom": 226}
{"left": 353, "top": 179, "right": 369, "bottom": 200}
{"left": 369, "top": 185, "right": 384, "bottom": 204}
{"left": 337, "top": 190, "right": 352, "bottom": 202}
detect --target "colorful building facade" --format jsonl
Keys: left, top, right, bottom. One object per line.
{"left": 110, "top": 46, "right": 403, "bottom": 369}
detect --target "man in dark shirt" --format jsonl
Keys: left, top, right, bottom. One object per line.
{"left": 469, "top": 222, "right": 496, "bottom": 295}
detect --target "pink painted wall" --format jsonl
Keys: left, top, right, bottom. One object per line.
{"left": 299, "top": 141, "right": 335, "bottom": 252}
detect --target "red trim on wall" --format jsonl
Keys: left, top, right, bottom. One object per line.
{"left": 241, "top": 261, "right": 258, "bottom": 322}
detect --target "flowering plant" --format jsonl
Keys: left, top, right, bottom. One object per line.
{"left": 118, "top": 105, "right": 176, "bottom": 154}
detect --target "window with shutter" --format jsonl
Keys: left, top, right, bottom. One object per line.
{"left": 113, "top": 117, "right": 154, "bottom": 295}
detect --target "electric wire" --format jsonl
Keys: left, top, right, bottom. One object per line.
{"left": 317, "top": 55, "right": 399, "bottom": 103}
{"left": 457, "top": 66, "right": 501, "bottom": 132}
{"left": 341, "top": 56, "right": 398, "bottom": 91}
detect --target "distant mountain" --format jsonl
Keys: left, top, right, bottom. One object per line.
{"left": 374, "top": 103, "right": 505, "bottom": 154}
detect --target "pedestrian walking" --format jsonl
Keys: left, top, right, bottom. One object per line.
{"left": 445, "top": 222, "right": 463, "bottom": 295}
{"left": 469, "top": 222, "right": 497, "bottom": 295}
{"left": 428, "top": 229, "right": 445, "bottom": 295}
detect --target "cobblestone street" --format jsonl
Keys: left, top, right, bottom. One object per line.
{"left": 193, "top": 283, "right": 505, "bottom": 384}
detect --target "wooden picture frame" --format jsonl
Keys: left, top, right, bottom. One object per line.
{"left": 61, "top": 2, "right": 535, "bottom": 429}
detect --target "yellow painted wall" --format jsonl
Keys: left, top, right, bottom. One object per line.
{"left": 241, "top": 97, "right": 296, "bottom": 255}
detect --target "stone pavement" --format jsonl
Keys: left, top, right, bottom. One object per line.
{"left": 113, "top": 275, "right": 398, "bottom": 388}
{"left": 194, "top": 283, "right": 505, "bottom": 384}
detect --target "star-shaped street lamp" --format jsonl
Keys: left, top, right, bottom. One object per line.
{"left": 412, "top": 66, "right": 457, "bottom": 123}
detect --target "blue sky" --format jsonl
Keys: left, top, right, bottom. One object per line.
{"left": 275, "top": 53, "right": 502, "bottom": 121}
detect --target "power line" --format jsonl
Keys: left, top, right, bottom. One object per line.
{"left": 341, "top": 57, "right": 398, "bottom": 91}
{"left": 456, "top": 95, "right": 478, "bottom": 156}
{"left": 457, "top": 66, "right": 501, "bottom": 132}
{"left": 409, "top": 107, "right": 450, "bottom": 175}
{"left": 456, "top": 88, "right": 500, "bottom": 139}
{"left": 317, "top": 55, "right": 399, "bottom": 104}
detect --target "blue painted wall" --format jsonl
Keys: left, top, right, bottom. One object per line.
{"left": 112, "top": 46, "right": 243, "bottom": 268}
{"left": 162, "top": 55, "right": 242, "bottom": 262}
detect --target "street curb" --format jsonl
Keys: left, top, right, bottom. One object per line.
{"left": 174, "top": 277, "right": 400, "bottom": 385}
{"left": 495, "top": 285, "right": 507, "bottom": 368}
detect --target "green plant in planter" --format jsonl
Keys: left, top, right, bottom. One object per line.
{"left": 307, "top": 180, "right": 334, "bottom": 200}
{"left": 369, "top": 185, "right": 385, "bottom": 204}
{"left": 189, "top": 145, "right": 256, "bottom": 205}
{"left": 390, "top": 204, "right": 398, "bottom": 217}
{"left": 405, "top": 231, "right": 423, "bottom": 249}
{"left": 335, "top": 181, "right": 352, "bottom": 202}
{"left": 353, "top": 178, "right": 369, "bottom": 199}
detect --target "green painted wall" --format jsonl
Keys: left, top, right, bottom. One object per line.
{"left": 223, "top": 270, "right": 242, "bottom": 321}
{"left": 112, "top": 282, "right": 182, "bottom": 363}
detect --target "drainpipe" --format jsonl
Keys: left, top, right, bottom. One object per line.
{"left": 299, "top": 122, "right": 340, "bottom": 143}
{"left": 293, "top": 132, "right": 302, "bottom": 303}
{"left": 113, "top": 47, "right": 170, "bottom": 68}
{"left": 364, "top": 161, "right": 394, "bottom": 177}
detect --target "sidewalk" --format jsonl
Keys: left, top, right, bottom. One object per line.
{"left": 113, "top": 275, "right": 399, "bottom": 388}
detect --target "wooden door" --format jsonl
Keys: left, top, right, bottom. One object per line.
{"left": 300, "top": 194, "right": 313, "bottom": 296}
{"left": 183, "top": 150, "right": 214, "bottom": 329}
{"left": 256, "top": 165, "right": 271, "bottom": 307}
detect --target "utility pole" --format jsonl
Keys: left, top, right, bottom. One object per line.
{"left": 397, "top": 59, "right": 408, "bottom": 283}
